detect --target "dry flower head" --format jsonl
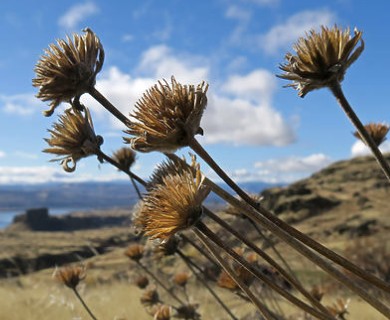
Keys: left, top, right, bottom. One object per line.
{"left": 327, "top": 298, "right": 350, "bottom": 320}
{"left": 173, "top": 304, "right": 200, "bottom": 320}
{"left": 137, "top": 163, "right": 210, "bottom": 241}
{"left": 124, "top": 243, "right": 145, "bottom": 261}
{"left": 44, "top": 107, "right": 103, "bottom": 172}
{"left": 33, "top": 28, "right": 104, "bottom": 116}
{"left": 154, "top": 305, "right": 172, "bottom": 320}
{"left": 53, "top": 264, "right": 86, "bottom": 289}
{"left": 354, "top": 122, "right": 390, "bottom": 147}
{"left": 134, "top": 275, "right": 149, "bottom": 289}
{"left": 279, "top": 26, "right": 364, "bottom": 97}
{"left": 112, "top": 147, "right": 137, "bottom": 172}
{"left": 125, "top": 76, "right": 208, "bottom": 153}
{"left": 217, "top": 265, "right": 254, "bottom": 291}
{"left": 141, "top": 288, "right": 160, "bottom": 307}
{"left": 173, "top": 272, "right": 191, "bottom": 287}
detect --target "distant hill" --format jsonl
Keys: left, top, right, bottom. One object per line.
{"left": 0, "top": 180, "right": 275, "bottom": 211}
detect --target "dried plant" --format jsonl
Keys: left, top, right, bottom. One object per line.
{"left": 326, "top": 298, "right": 350, "bottom": 320}
{"left": 124, "top": 243, "right": 145, "bottom": 261}
{"left": 53, "top": 264, "right": 86, "bottom": 289}
{"left": 33, "top": 28, "right": 104, "bottom": 116}
{"left": 136, "top": 163, "right": 210, "bottom": 241}
{"left": 44, "top": 107, "right": 103, "bottom": 172}
{"left": 173, "top": 272, "right": 191, "bottom": 288}
{"left": 217, "top": 265, "right": 254, "bottom": 291}
{"left": 112, "top": 147, "right": 137, "bottom": 172}
{"left": 173, "top": 304, "right": 200, "bottom": 320}
{"left": 154, "top": 304, "right": 172, "bottom": 320}
{"left": 278, "top": 26, "right": 363, "bottom": 97}
{"left": 124, "top": 77, "right": 208, "bottom": 153}
{"left": 134, "top": 275, "right": 150, "bottom": 289}
{"left": 353, "top": 122, "right": 390, "bottom": 147}
{"left": 141, "top": 288, "right": 161, "bottom": 307}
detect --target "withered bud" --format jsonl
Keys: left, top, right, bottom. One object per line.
{"left": 354, "top": 122, "right": 390, "bottom": 147}
{"left": 124, "top": 243, "right": 145, "bottom": 261}
{"left": 53, "top": 264, "right": 86, "bottom": 289}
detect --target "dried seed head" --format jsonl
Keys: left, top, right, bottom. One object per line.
{"left": 154, "top": 305, "right": 172, "bottom": 320}
{"left": 124, "top": 243, "right": 145, "bottom": 261}
{"left": 310, "top": 285, "right": 325, "bottom": 302}
{"left": 43, "top": 107, "right": 103, "bottom": 172}
{"left": 124, "top": 77, "right": 208, "bottom": 153}
{"left": 138, "top": 163, "right": 210, "bottom": 241}
{"left": 134, "top": 275, "right": 149, "bottom": 289}
{"left": 154, "top": 236, "right": 181, "bottom": 257}
{"left": 278, "top": 26, "right": 364, "bottom": 97}
{"left": 354, "top": 122, "right": 390, "bottom": 147}
{"left": 327, "top": 298, "right": 350, "bottom": 319}
{"left": 53, "top": 264, "right": 86, "bottom": 289}
{"left": 148, "top": 154, "right": 198, "bottom": 191}
{"left": 112, "top": 147, "right": 137, "bottom": 172}
{"left": 173, "top": 304, "right": 200, "bottom": 320}
{"left": 173, "top": 272, "right": 190, "bottom": 287}
{"left": 140, "top": 288, "right": 160, "bottom": 307}
{"left": 217, "top": 265, "right": 254, "bottom": 291}
{"left": 33, "top": 28, "right": 104, "bottom": 116}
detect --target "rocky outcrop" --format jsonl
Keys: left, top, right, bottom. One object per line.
{"left": 8, "top": 207, "right": 130, "bottom": 231}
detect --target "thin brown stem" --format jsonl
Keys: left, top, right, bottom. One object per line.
{"left": 136, "top": 261, "right": 185, "bottom": 305}
{"left": 97, "top": 150, "right": 147, "bottom": 187}
{"left": 181, "top": 234, "right": 219, "bottom": 270}
{"left": 177, "top": 249, "right": 239, "bottom": 320}
{"left": 72, "top": 287, "right": 98, "bottom": 320}
{"left": 129, "top": 176, "right": 143, "bottom": 200}
{"left": 194, "top": 154, "right": 390, "bottom": 293}
{"left": 193, "top": 228, "right": 276, "bottom": 320}
{"left": 203, "top": 183, "right": 390, "bottom": 317}
{"left": 196, "top": 222, "right": 333, "bottom": 320}
{"left": 329, "top": 82, "right": 390, "bottom": 182}
{"left": 204, "top": 207, "right": 333, "bottom": 317}
{"left": 88, "top": 87, "right": 131, "bottom": 127}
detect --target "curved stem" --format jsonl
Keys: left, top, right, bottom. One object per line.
{"left": 88, "top": 87, "right": 130, "bottom": 127}
{"left": 177, "top": 249, "right": 239, "bottom": 320}
{"left": 196, "top": 222, "right": 333, "bottom": 320}
{"left": 193, "top": 228, "right": 276, "bottom": 320}
{"left": 72, "top": 288, "right": 98, "bottom": 320}
{"left": 181, "top": 234, "right": 219, "bottom": 270}
{"left": 329, "top": 82, "right": 390, "bottom": 182}
{"left": 204, "top": 207, "right": 333, "bottom": 317}
{"left": 136, "top": 261, "right": 185, "bottom": 305}
{"left": 129, "top": 176, "right": 143, "bottom": 200}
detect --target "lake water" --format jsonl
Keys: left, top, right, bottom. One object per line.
{"left": 0, "top": 208, "right": 86, "bottom": 229}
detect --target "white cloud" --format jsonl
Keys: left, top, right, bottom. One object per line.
{"left": 260, "top": 9, "right": 335, "bottom": 54}
{"left": 252, "top": 153, "right": 332, "bottom": 183}
{"left": 0, "top": 151, "right": 6, "bottom": 158}
{"left": 351, "top": 140, "right": 390, "bottom": 157}
{"left": 0, "top": 93, "right": 38, "bottom": 116}
{"left": 13, "top": 151, "right": 39, "bottom": 160}
{"left": 85, "top": 45, "right": 295, "bottom": 146}
{"left": 0, "top": 165, "right": 127, "bottom": 184}
{"left": 58, "top": 2, "right": 99, "bottom": 29}
{"left": 122, "top": 34, "right": 134, "bottom": 43}
{"left": 139, "top": 45, "right": 209, "bottom": 84}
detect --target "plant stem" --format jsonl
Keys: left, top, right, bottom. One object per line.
{"left": 72, "top": 288, "right": 98, "bottom": 320}
{"left": 129, "top": 175, "right": 143, "bottom": 200}
{"left": 177, "top": 249, "right": 239, "bottom": 320}
{"left": 329, "top": 82, "right": 390, "bottom": 182}
{"left": 196, "top": 222, "right": 333, "bottom": 320}
{"left": 203, "top": 183, "right": 390, "bottom": 317}
{"left": 97, "top": 150, "right": 147, "bottom": 188}
{"left": 193, "top": 228, "right": 276, "bottom": 320}
{"left": 204, "top": 207, "right": 333, "bottom": 317}
{"left": 88, "top": 87, "right": 131, "bottom": 127}
{"left": 136, "top": 261, "right": 185, "bottom": 305}
{"left": 183, "top": 144, "right": 390, "bottom": 294}
{"left": 181, "top": 234, "right": 219, "bottom": 270}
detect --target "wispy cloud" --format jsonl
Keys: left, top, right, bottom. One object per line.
{"left": 260, "top": 9, "right": 336, "bottom": 54}
{"left": 13, "top": 151, "right": 39, "bottom": 160}
{"left": 0, "top": 93, "right": 39, "bottom": 116}
{"left": 58, "top": 2, "right": 99, "bottom": 29}
{"left": 0, "top": 165, "right": 127, "bottom": 184}
{"left": 0, "top": 151, "right": 6, "bottom": 158}
{"left": 251, "top": 153, "right": 333, "bottom": 183}
{"left": 241, "top": 0, "right": 280, "bottom": 6}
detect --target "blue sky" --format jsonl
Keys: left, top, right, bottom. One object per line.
{"left": 0, "top": 0, "right": 389, "bottom": 185}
